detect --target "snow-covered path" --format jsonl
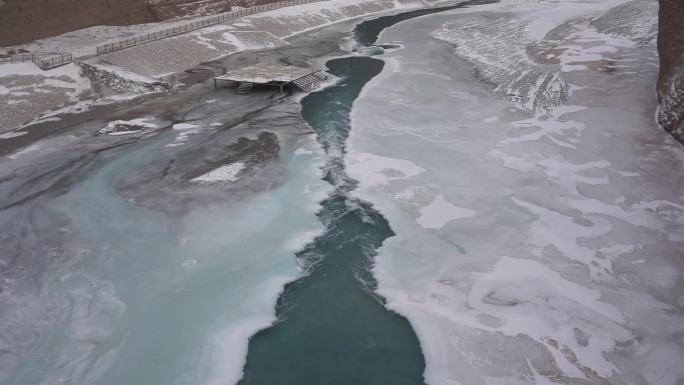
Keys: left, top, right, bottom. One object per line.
{"left": 347, "top": 0, "right": 684, "bottom": 384}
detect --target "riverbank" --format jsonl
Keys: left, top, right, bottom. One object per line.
{"left": 0, "top": 13, "right": 354, "bottom": 384}
{"left": 0, "top": 1, "right": 375, "bottom": 155}
{"left": 0, "top": 6, "right": 456, "bottom": 384}
{"left": 0, "top": 0, "right": 425, "bottom": 136}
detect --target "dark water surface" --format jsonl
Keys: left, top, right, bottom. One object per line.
{"left": 239, "top": 56, "right": 426, "bottom": 385}
{"left": 235, "top": 5, "right": 492, "bottom": 384}
{"left": 354, "top": 0, "right": 494, "bottom": 46}
{"left": 240, "top": 3, "right": 497, "bottom": 383}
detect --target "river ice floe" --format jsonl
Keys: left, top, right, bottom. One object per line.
{"left": 346, "top": 152, "right": 426, "bottom": 187}
{"left": 417, "top": 194, "right": 477, "bottom": 229}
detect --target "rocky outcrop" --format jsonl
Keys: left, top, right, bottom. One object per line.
{"left": 77, "top": 61, "right": 172, "bottom": 94}
{"left": 0, "top": 0, "right": 146, "bottom": 46}
{"left": 147, "top": 0, "right": 231, "bottom": 21}
{"left": 657, "top": 0, "right": 684, "bottom": 143}
{"left": 0, "top": 0, "right": 231, "bottom": 46}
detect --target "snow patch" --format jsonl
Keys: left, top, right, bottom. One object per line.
{"left": 192, "top": 162, "right": 245, "bottom": 182}
{"left": 346, "top": 152, "right": 425, "bottom": 188}
{"left": 417, "top": 194, "right": 476, "bottom": 229}
{"left": 98, "top": 117, "right": 159, "bottom": 135}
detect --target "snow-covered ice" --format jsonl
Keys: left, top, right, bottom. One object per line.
{"left": 347, "top": 0, "right": 684, "bottom": 384}
{"left": 0, "top": 62, "right": 92, "bottom": 132}
{"left": 346, "top": 152, "right": 426, "bottom": 187}
{"left": 192, "top": 162, "right": 246, "bottom": 182}
{"left": 98, "top": 117, "right": 160, "bottom": 135}
{"left": 417, "top": 194, "right": 477, "bottom": 229}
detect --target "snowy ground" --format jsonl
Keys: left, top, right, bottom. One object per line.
{"left": 0, "top": 0, "right": 422, "bottom": 133}
{"left": 98, "top": 0, "right": 422, "bottom": 77}
{"left": 347, "top": 0, "right": 684, "bottom": 384}
{"left": 0, "top": 63, "right": 94, "bottom": 132}
{"left": 431, "top": 0, "right": 658, "bottom": 111}
{"left": 0, "top": 61, "right": 162, "bottom": 134}
{"left": 0, "top": 3, "right": 237, "bottom": 58}
{"left": 0, "top": 0, "right": 420, "bottom": 63}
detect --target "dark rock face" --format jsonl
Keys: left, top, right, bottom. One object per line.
{"left": 657, "top": 0, "right": 684, "bottom": 143}
{"left": 0, "top": 0, "right": 145, "bottom": 46}
{"left": 146, "top": 0, "right": 232, "bottom": 21}
{"left": 0, "top": 0, "right": 231, "bottom": 46}
{"left": 77, "top": 61, "right": 171, "bottom": 93}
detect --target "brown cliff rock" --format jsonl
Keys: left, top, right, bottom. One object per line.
{"left": 0, "top": 0, "right": 231, "bottom": 46}
{"left": 657, "top": 0, "right": 684, "bottom": 143}
{"left": 147, "top": 0, "right": 230, "bottom": 21}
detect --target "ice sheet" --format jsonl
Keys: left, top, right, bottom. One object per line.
{"left": 346, "top": 1, "right": 684, "bottom": 384}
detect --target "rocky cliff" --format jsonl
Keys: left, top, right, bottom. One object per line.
{"left": 0, "top": 0, "right": 231, "bottom": 46}
{"left": 147, "top": 0, "right": 232, "bottom": 21}
{"left": 657, "top": 0, "right": 684, "bottom": 143}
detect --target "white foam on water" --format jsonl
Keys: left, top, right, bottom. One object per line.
{"left": 284, "top": 228, "right": 324, "bottom": 253}
{"left": 193, "top": 136, "right": 332, "bottom": 385}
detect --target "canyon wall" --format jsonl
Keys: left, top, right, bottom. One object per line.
{"left": 146, "top": 0, "right": 232, "bottom": 21}
{"left": 657, "top": 0, "right": 684, "bottom": 143}
{"left": 0, "top": 0, "right": 231, "bottom": 46}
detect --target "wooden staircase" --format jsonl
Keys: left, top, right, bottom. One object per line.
{"left": 236, "top": 81, "right": 254, "bottom": 94}
{"left": 292, "top": 74, "right": 324, "bottom": 91}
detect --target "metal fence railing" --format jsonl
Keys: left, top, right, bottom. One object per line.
{"left": 0, "top": 53, "right": 35, "bottom": 64}
{"left": 0, "top": 52, "right": 73, "bottom": 69}
{"left": 0, "top": 0, "right": 323, "bottom": 70}
{"left": 96, "top": 0, "right": 328, "bottom": 55}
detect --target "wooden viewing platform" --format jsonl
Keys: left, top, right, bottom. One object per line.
{"left": 214, "top": 63, "right": 325, "bottom": 94}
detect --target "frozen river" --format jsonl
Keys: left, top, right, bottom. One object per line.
{"left": 0, "top": 5, "right": 466, "bottom": 385}
{"left": 1, "top": 1, "right": 683, "bottom": 385}
{"left": 347, "top": 2, "right": 684, "bottom": 385}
